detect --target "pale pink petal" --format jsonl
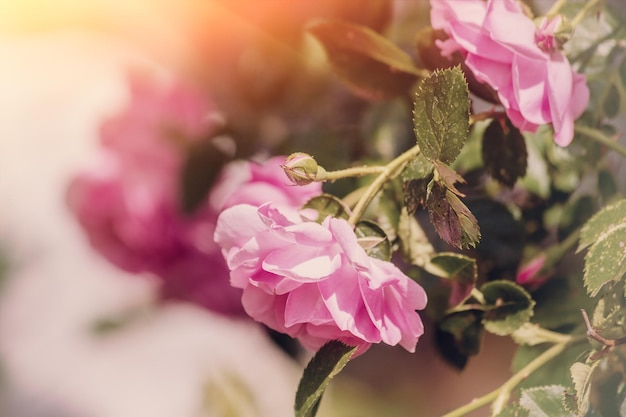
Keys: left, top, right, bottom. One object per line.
{"left": 284, "top": 285, "right": 333, "bottom": 327}
{"left": 214, "top": 204, "right": 266, "bottom": 251}
{"left": 263, "top": 246, "right": 340, "bottom": 282}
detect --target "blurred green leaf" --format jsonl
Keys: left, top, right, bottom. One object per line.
{"left": 513, "top": 343, "right": 590, "bottom": 389}
{"left": 308, "top": 20, "right": 422, "bottom": 100}
{"left": 413, "top": 66, "right": 470, "bottom": 164}
{"left": 398, "top": 207, "right": 434, "bottom": 268}
{"left": 519, "top": 385, "right": 575, "bottom": 417}
{"left": 482, "top": 118, "right": 528, "bottom": 187}
{"left": 436, "top": 309, "right": 484, "bottom": 370}
{"left": 482, "top": 280, "right": 535, "bottom": 336}
{"left": 570, "top": 361, "right": 599, "bottom": 416}
{"left": 603, "top": 82, "right": 621, "bottom": 119}
{"left": 520, "top": 131, "right": 551, "bottom": 199}
{"left": 180, "top": 138, "right": 230, "bottom": 214}
{"left": 295, "top": 341, "right": 357, "bottom": 417}
{"left": 302, "top": 194, "right": 351, "bottom": 223}
{"left": 355, "top": 220, "right": 391, "bottom": 261}
{"left": 426, "top": 252, "right": 477, "bottom": 306}
{"left": 495, "top": 404, "right": 529, "bottom": 417}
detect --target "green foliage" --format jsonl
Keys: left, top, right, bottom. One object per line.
{"left": 401, "top": 154, "right": 433, "bottom": 214}
{"left": 302, "top": 193, "right": 351, "bottom": 223}
{"left": 355, "top": 220, "right": 391, "bottom": 261}
{"left": 570, "top": 361, "right": 599, "bottom": 416}
{"left": 518, "top": 385, "right": 575, "bottom": 417}
{"left": 180, "top": 137, "right": 231, "bottom": 214}
{"left": 295, "top": 341, "right": 357, "bottom": 417}
{"left": 482, "top": 118, "right": 528, "bottom": 187}
{"left": 413, "top": 66, "right": 470, "bottom": 165}
{"left": 397, "top": 207, "right": 434, "bottom": 267}
{"left": 482, "top": 281, "right": 535, "bottom": 336}
{"left": 425, "top": 252, "right": 477, "bottom": 306}
{"left": 307, "top": 20, "right": 423, "bottom": 100}
{"left": 578, "top": 198, "right": 626, "bottom": 296}
{"left": 436, "top": 309, "right": 484, "bottom": 370}
{"left": 408, "top": 67, "right": 479, "bottom": 249}
{"left": 427, "top": 182, "right": 481, "bottom": 249}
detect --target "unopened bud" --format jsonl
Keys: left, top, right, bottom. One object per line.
{"left": 282, "top": 152, "right": 326, "bottom": 185}
{"left": 535, "top": 15, "right": 573, "bottom": 52}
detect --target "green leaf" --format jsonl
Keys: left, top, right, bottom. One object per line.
{"left": 519, "top": 385, "right": 575, "bottom": 417}
{"left": 401, "top": 154, "right": 434, "bottom": 214}
{"left": 355, "top": 220, "right": 391, "bottom": 261}
{"left": 578, "top": 198, "right": 626, "bottom": 296}
{"left": 495, "top": 404, "right": 530, "bottom": 417}
{"left": 180, "top": 137, "right": 231, "bottom": 214}
{"left": 520, "top": 130, "right": 551, "bottom": 199}
{"left": 570, "top": 361, "right": 599, "bottom": 416}
{"left": 398, "top": 207, "right": 434, "bottom": 268}
{"left": 413, "top": 66, "right": 470, "bottom": 164}
{"left": 482, "top": 280, "right": 535, "bottom": 336}
{"left": 436, "top": 309, "right": 484, "bottom": 370}
{"left": 603, "top": 82, "right": 620, "bottom": 119}
{"left": 482, "top": 118, "right": 528, "bottom": 187}
{"left": 308, "top": 20, "right": 422, "bottom": 100}
{"left": 295, "top": 341, "right": 357, "bottom": 417}
{"left": 583, "top": 233, "right": 626, "bottom": 297}
{"left": 427, "top": 182, "right": 481, "bottom": 249}
{"left": 433, "top": 160, "right": 465, "bottom": 195}
{"left": 302, "top": 194, "right": 351, "bottom": 223}
{"left": 578, "top": 198, "right": 626, "bottom": 251}
{"left": 426, "top": 252, "right": 477, "bottom": 306}
{"left": 513, "top": 343, "right": 590, "bottom": 390}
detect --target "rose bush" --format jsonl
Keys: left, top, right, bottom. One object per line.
{"left": 68, "top": 75, "right": 321, "bottom": 315}
{"left": 214, "top": 203, "right": 427, "bottom": 355}
{"left": 430, "top": 0, "right": 589, "bottom": 146}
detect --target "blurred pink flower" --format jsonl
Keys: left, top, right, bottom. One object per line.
{"left": 68, "top": 75, "right": 321, "bottom": 316}
{"left": 516, "top": 253, "right": 549, "bottom": 288}
{"left": 214, "top": 203, "right": 427, "bottom": 356}
{"left": 430, "top": 0, "right": 589, "bottom": 146}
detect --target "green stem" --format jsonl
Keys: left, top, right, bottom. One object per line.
{"left": 545, "top": 0, "right": 569, "bottom": 18}
{"left": 530, "top": 325, "right": 574, "bottom": 345}
{"left": 574, "top": 125, "right": 626, "bottom": 159}
{"left": 320, "top": 165, "right": 386, "bottom": 182}
{"left": 440, "top": 335, "right": 587, "bottom": 417}
{"left": 347, "top": 145, "right": 421, "bottom": 227}
{"left": 570, "top": 0, "right": 601, "bottom": 27}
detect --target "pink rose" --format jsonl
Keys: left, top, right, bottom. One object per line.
{"left": 68, "top": 74, "right": 321, "bottom": 315}
{"left": 430, "top": 0, "right": 589, "bottom": 146}
{"left": 214, "top": 203, "right": 427, "bottom": 355}
{"left": 516, "top": 253, "right": 549, "bottom": 288}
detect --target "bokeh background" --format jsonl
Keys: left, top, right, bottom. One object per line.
{"left": 3, "top": 1, "right": 622, "bottom": 416}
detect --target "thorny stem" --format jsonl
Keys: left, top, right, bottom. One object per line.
{"left": 440, "top": 334, "right": 587, "bottom": 417}
{"left": 347, "top": 145, "right": 421, "bottom": 227}
{"left": 574, "top": 125, "right": 626, "bottom": 159}
{"left": 581, "top": 309, "right": 626, "bottom": 348}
